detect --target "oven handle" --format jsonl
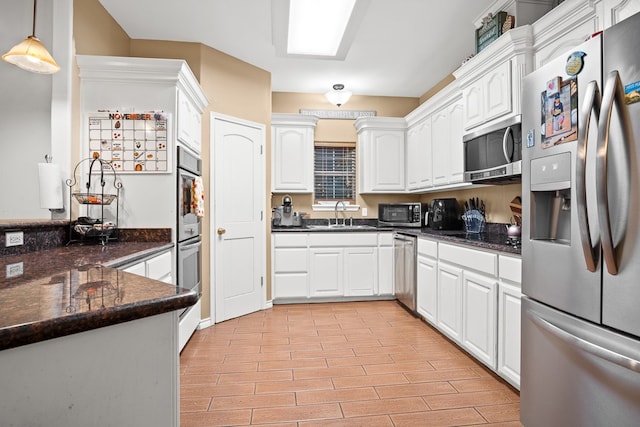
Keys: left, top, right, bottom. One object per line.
{"left": 179, "top": 238, "right": 202, "bottom": 254}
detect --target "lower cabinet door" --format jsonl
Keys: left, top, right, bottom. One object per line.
{"left": 309, "top": 248, "right": 344, "bottom": 297}
{"left": 437, "top": 262, "right": 463, "bottom": 343}
{"left": 462, "top": 270, "right": 497, "bottom": 369}
{"left": 417, "top": 255, "right": 437, "bottom": 324}
{"left": 344, "top": 247, "right": 377, "bottom": 296}
{"left": 498, "top": 281, "right": 522, "bottom": 389}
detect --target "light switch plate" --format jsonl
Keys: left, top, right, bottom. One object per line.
{"left": 362, "top": 208, "right": 368, "bottom": 217}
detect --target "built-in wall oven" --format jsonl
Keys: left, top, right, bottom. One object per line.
{"left": 177, "top": 146, "right": 202, "bottom": 317}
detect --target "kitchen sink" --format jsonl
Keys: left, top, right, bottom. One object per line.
{"left": 305, "top": 224, "right": 377, "bottom": 230}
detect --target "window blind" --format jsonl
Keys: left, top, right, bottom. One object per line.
{"left": 314, "top": 143, "right": 356, "bottom": 202}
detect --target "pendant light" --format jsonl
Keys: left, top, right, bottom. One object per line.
{"left": 2, "top": 0, "right": 60, "bottom": 74}
{"left": 325, "top": 84, "right": 352, "bottom": 107}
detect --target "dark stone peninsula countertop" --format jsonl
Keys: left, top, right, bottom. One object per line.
{"left": 0, "top": 241, "right": 197, "bottom": 351}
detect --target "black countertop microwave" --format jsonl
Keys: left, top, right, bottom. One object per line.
{"left": 463, "top": 115, "right": 522, "bottom": 184}
{"left": 378, "top": 203, "right": 426, "bottom": 227}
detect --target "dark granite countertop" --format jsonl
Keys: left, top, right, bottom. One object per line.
{"left": 0, "top": 242, "right": 197, "bottom": 351}
{"left": 272, "top": 221, "right": 520, "bottom": 255}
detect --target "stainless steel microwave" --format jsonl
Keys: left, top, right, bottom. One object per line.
{"left": 463, "top": 115, "right": 522, "bottom": 184}
{"left": 378, "top": 203, "right": 426, "bottom": 228}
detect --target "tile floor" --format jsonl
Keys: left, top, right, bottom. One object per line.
{"left": 180, "top": 300, "right": 522, "bottom": 426}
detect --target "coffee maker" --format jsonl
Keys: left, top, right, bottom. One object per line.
{"left": 272, "top": 195, "right": 302, "bottom": 227}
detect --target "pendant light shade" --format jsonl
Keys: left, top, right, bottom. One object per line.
{"left": 325, "top": 84, "right": 352, "bottom": 107}
{"left": 2, "top": 0, "right": 60, "bottom": 74}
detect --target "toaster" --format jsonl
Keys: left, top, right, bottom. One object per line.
{"left": 428, "top": 198, "right": 462, "bottom": 230}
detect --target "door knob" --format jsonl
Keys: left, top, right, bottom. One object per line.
{"left": 217, "top": 227, "right": 226, "bottom": 235}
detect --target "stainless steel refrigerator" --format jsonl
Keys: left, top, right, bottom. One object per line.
{"left": 521, "top": 11, "right": 640, "bottom": 426}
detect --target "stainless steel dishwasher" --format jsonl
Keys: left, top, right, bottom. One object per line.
{"left": 393, "top": 233, "right": 417, "bottom": 313}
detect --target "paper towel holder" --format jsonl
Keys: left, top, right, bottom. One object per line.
{"left": 41, "top": 154, "right": 65, "bottom": 213}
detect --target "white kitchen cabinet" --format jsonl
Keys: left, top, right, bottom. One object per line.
{"left": 462, "top": 270, "right": 497, "bottom": 368}
{"left": 355, "top": 117, "right": 406, "bottom": 193}
{"left": 309, "top": 248, "right": 344, "bottom": 297}
{"left": 272, "top": 233, "right": 309, "bottom": 299}
{"left": 378, "top": 232, "right": 394, "bottom": 295}
{"left": 532, "top": 0, "right": 599, "bottom": 68}
{"left": 345, "top": 247, "right": 378, "bottom": 296}
{"left": 177, "top": 89, "right": 203, "bottom": 154}
{"left": 431, "top": 97, "right": 464, "bottom": 186}
{"left": 406, "top": 117, "right": 433, "bottom": 190}
{"left": 146, "top": 250, "right": 173, "bottom": 283}
{"left": 602, "top": 0, "right": 640, "bottom": 28}
{"left": 498, "top": 254, "right": 522, "bottom": 389}
{"left": 438, "top": 242, "right": 499, "bottom": 369}
{"left": 272, "top": 232, "right": 388, "bottom": 301}
{"left": 417, "top": 238, "right": 438, "bottom": 324}
{"left": 271, "top": 114, "right": 318, "bottom": 193}
{"left": 121, "top": 249, "right": 173, "bottom": 284}
{"left": 453, "top": 26, "right": 532, "bottom": 134}
{"left": 461, "top": 60, "right": 512, "bottom": 131}
{"left": 436, "top": 262, "right": 463, "bottom": 344}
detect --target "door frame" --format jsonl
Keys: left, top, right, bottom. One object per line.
{"left": 209, "top": 112, "right": 267, "bottom": 324}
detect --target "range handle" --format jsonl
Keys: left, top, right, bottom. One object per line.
{"left": 576, "top": 80, "right": 601, "bottom": 272}
{"left": 531, "top": 313, "right": 640, "bottom": 374}
{"left": 596, "top": 71, "right": 634, "bottom": 275}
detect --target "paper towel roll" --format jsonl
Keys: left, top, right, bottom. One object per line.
{"left": 38, "top": 163, "right": 63, "bottom": 210}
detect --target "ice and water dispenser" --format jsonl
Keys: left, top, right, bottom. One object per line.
{"left": 529, "top": 152, "right": 572, "bottom": 243}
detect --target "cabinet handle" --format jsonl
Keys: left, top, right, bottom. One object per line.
{"left": 217, "top": 227, "right": 226, "bottom": 235}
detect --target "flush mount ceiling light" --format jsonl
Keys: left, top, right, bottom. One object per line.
{"left": 2, "top": 0, "right": 60, "bottom": 74}
{"left": 271, "top": 0, "right": 369, "bottom": 60}
{"left": 325, "top": 84, "right": 352, "bottom": 107}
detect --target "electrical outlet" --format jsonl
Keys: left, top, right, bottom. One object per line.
{"left": 362, "top": 208, "right": 368, "bottom": 217}
{"left": 6, "top": 231, "right": 24, "bottom": 247}
{"left": 6, "top": 262, "right": 24, "bottom": 278}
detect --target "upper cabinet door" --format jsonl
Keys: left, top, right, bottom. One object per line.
{"left": 355, "top": 117, "right": 407, "bottom": 193}
{"left": 271, "top": 114, "right": 318, "bottom": 193}
{"left": 406, "top": 117, "right": 433, "bottom": 191}
{"left": 177, "top": 89, "right": 204, "bottom": 154}
{"left": 484, "top": 61, "right": 512, "bottom": 123}
{"left": 461, "top": 60, "right": 512, "bottom": 131}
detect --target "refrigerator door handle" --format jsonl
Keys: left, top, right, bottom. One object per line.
{"left": 597, "top": 70, "right": 634, "bottom": 275}
{"left": 531, "top": 313, "right": 640, "bottom": 374}
{"left": 576, "top": 80, "right": 601, "bottom": 272}
{"left": 502, "top": 126, "right": 513, "bottom": 162}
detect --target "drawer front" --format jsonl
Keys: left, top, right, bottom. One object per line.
{"left": 439, "top": 243, "right": 497, "bottom": 277}
{"left": 146, "top": 251, "right": 173, "bottom": 281}
{"left": 499, "top": 254, "right": 522, "bottom": 285}
{"left": 378, "top": 232, "right": 393, "bottom": 246}
{"left": 273, "top": 233, "right": 308, "bottom": 248}
{"left": 309, "top": 232, "right": 378, "bottom": 247}
{"left": 274, "top": 248, "right": 308, "bottom": 272}
{"left": 418, "top": 238, "right": 437, "bottom": 258}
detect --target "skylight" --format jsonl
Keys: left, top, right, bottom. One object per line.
{"left": 287, "top": 0, "right": 357, "bottom": 56}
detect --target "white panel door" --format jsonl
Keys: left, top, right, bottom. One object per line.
{"left": 212, "top": 114, "right": 265, "bottom": 322}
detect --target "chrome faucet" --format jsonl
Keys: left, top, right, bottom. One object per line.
{"left": 334, "top": 200, "right": 346, "bottom": 225}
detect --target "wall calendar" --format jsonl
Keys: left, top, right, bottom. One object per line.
{"left": 87, "top": 111, "right": 171, "bottom": 173}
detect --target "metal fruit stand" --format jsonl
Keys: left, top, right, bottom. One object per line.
{"left": 66, "top": 157, "right": 122, "bottom": 245}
